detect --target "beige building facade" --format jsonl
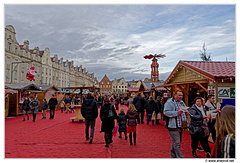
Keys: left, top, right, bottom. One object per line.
{"left": 5, "top": 25, "right": 99, "bottom": 87}
{"left": 112, "top": 77, "right": 128, "bottom": 94}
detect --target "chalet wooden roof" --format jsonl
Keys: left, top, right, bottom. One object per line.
{"left": 165, "top": 61, "right": 235, "bottom": 84}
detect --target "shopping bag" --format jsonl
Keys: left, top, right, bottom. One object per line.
{"left": 157, "top": 113, "right": 161, "bottom": 119}
{"left": 151, "top": 111, "right": 156, "bottom": 120}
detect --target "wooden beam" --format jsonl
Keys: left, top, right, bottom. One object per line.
{"left": 175, "top": 84, "right": 188, "bottom": 95}
{"left": 195, "top": 81, "right": 208, "bottom": 92}
{"left": 154, "top": 80, "right": 209, "bottom": 88}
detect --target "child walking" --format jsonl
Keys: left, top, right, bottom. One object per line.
{"left": 126, "top": 104, "right": 138, "bottom": 145}
{"left": 117, "top": 108, "right": 127, "bottom": 140}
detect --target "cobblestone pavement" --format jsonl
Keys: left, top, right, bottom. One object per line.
{"left": 5, "top": 104, "right": 211, "bottom": 158}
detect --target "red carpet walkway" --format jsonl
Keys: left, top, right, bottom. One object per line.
{"left": 5, "top": 104, "right": 211, "bottom": 158}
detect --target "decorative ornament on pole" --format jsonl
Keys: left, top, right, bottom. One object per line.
{"left": 144, "top": 54, "right": 166, "bottom": 82}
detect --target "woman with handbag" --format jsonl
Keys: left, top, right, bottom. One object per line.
{"left": 189, "top": 97, "right": 211, "bottom": 158}
{"left": 100, "top": 97, "right": 117, "bottom": 147}
{"left": 126, "top": 104, "right": 138, "bottom": 145}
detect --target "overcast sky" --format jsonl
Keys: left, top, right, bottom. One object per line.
{"left": 4, "top": 4, "right": 236, "bottom": 81}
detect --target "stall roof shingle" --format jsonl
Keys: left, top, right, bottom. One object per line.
{"left": 182, "top": 61, "right": 235, "bottom": 78}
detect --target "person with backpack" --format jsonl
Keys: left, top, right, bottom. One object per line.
{"left": 100, "top": 97, "right": 117, "bottom": 147}
{"left": 81, "top": 93, "right": 98, "bottom": 144}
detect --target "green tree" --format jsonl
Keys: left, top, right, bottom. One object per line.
{"left": 199, "top": 43, "right": 211, "bottom": 62}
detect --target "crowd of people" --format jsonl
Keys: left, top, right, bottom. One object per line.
{"left": 20, "top": 91, "right": 235, "bottom": 158}
{"left": 163, "top": 91, "right": 235, "bottom": 159}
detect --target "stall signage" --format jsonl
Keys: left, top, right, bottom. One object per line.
{"left": 218, "top": 87, "right": 235, "bottom": 99}
{"left": 230, "top": 88, "right": 235, "bottom": 98}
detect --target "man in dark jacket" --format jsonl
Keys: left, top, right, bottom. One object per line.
{"left": 81, "top": 93, "right": 98, "bottom": 144}
{"left": 133, "top": 93, "right": 146, "bottom": 124}
{"left": 48, "top": 94, "right": 58, "bottom": 119}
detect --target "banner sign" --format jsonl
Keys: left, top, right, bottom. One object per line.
{"left": 218, "top": 87, "right": 235, "bottom": 99}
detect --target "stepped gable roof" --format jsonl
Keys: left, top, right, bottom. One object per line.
{"left": 165, "top": 60, "right": 235, "bottom": 83}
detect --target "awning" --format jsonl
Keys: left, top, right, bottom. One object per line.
{"left": 5, "top": 89, "right": 18, "bottom": 93}
{"left": 128, "top": 87, "right": 140, "bottom": 92}
{"left": 5, "top": 84, "right": 41, "bottom": 90}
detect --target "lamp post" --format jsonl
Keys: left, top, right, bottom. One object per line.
{"left": 11, "top": 61, "right": 31, "bottom": 83}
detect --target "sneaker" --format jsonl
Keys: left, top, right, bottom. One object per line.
{"left": 105, "top": 144, "right": 109, "bottom": 147}
{"left": 197, "top": 147, "right": 204, "bottom": 151}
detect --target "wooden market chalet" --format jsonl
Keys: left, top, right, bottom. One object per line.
{"left": 155, "top": 60, "right": 235, "bottom": 106}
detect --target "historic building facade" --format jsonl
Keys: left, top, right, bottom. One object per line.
{"left": 112, "top": 77, "right": 128, "bottom": 94}
{"left": 99, "top": 75, "right": 112, "bottom": 94}
{"left": 5, "top": 25, "right": 99, "bottom": 87}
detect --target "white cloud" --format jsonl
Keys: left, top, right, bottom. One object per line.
{"left": 4, "top": 5, "right": 236, "bottom": 81}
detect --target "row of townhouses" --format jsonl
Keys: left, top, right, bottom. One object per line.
{"left": 99, "top": 74, "right": 164, "bottom": 95}
{"left": 5, "top": 25, "right": 99, "bottom": 87}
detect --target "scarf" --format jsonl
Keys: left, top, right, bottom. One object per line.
{"left": 195, "top": 104, "right": 208, "bottom": 125}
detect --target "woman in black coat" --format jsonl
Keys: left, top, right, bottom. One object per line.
{"left": 100, "top": 97, "right": 117, "bottom": 147}
{"left": 189, "top": 97, "right": 211, "bottom": 158}
{"left": 22, "top": 97, "right": 30, "bottom": 121}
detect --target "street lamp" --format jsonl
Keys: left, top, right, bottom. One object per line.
{"left": 11, "top": 61, "right": 31, "bottom": 83}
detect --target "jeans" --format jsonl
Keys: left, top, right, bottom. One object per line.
{"left": 168, "top": 128, "right": 184, "bottom": 158}
{"left": 146, "top": 114, "right": 154, "bottom": 125}
{"left": 85, "top": 119, "right": 96, "bottom": 139}
{"left": 137, "top": 110, "right": 144, "bottom": 123}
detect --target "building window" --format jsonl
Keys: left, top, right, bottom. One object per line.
{"left": 5, "top": 69, "right": 9, "bottom": 79}
{"left": 13, "top": 70, "right": 17, "bottom": 80}
{"left": 7, "top": 42, "right": 11, "bottom": 51}
{"left": 6, "top": 57, "right": 10, "bottom": 64}
{"left": 20, "top": 71, "right": 24, "bottom": 81}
